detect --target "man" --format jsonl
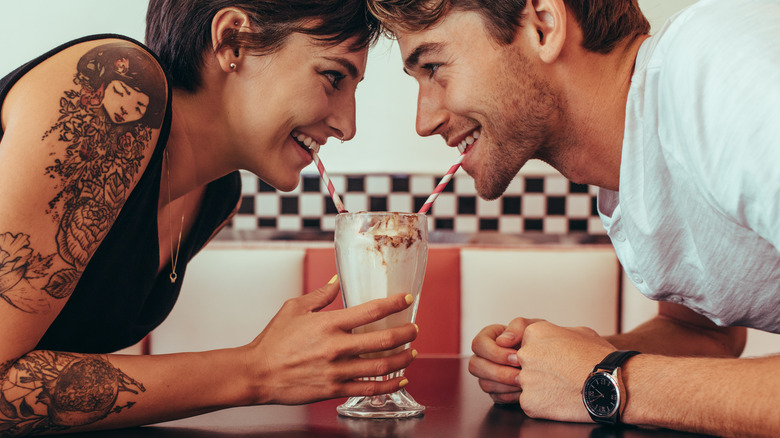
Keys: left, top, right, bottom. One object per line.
{"left": 368, "top": 0, "right": 780, "bottom": 435}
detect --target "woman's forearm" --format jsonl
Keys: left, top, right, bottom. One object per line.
{"left": 0, "top": 283, "right": 419, "bottom": 436}
{"left": 0, "top": 347, "right": 250, "bottom": 436}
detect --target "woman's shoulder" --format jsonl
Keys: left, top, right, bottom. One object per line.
{"left": 2, "top": 35, "right": 168, "bottom": 134}
{"left": 0, "top": 34, "right": 171, "bottom": 230}
{"left": 7, "top": 35, "right": 165, "bottom": 83}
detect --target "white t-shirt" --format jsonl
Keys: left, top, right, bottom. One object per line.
{"left": 598, "top": 0, "right": 780, "bottom": 332}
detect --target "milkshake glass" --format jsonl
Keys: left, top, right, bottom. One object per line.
{"left": 334, "top": 212, "right": 428, "bottom": 418}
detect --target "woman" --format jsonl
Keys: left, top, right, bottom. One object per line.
{"left": 0, "top": 0, "right": 417, "bottom": 435}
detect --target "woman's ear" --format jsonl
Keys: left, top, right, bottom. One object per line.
{"left": 524, "top": 0, "right": 567, "bottom": 64}
{"left": 211, "top": 7, "right": 251, "bottom": 73}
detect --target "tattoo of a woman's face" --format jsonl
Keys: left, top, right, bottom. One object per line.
{"left": 0, "top": 43, "right": 165, "bottom": 312}
{"left": 0, "top": 352, "right": 145, "bottom": 434}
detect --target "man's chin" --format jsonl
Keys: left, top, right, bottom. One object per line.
{"left": 474, "top": 178, "right": 510, "bottom": 201}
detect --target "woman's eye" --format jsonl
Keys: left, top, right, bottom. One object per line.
{"left": 322, "top": 70, "right": 346, "bottom": 90}
{"left": 422, "top": 63, "right": 442, "bottom": 78}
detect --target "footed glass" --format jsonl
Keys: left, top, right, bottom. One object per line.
{"left": 334, "top": 212, "right": 428, "bottom": 418}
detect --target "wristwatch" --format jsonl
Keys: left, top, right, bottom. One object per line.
{"left": 582, "top": 350, "right": 641, "bottom": 425}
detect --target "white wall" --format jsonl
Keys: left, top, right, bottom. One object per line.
{"left": 0, "top": 1, "right": 147, "bottom": 71}
{"left": 640, "top": 0, "right": 700, "bottom": 28}
{"left": 1, "top": 1, "right": 698, "bottom": 175}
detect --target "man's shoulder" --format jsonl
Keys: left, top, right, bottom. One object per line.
{"left": 658, "top": 0, "right": 780, "bottom": 53}
{"left": 650, "top": 0, "right": 779, "bottom": 90}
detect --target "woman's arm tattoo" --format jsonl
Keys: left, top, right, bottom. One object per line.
{"left": 0, "top": 43, "right": 166, "bottom": 312}
{"left": 0, "top": 352, "right": 145, "bottom": 435}
{"left": 0, "top": 234, "right": 55, "bottom": 313}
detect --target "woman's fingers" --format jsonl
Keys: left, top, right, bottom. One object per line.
{"left": 250, "top": 282, "right": 422, "bottom": 404}
{"left": 338, "top": 348, "right": 417, "bottom": 381}
{"left": 308, "top": 349, "right": 417, "bottom": 400}
{"left": 335, "top": 350, "right": 417, "bottom": 398}
{"left": 334, "top": 293, "right": 414, "bottom": 330}
{"left": 343, "top": 322, "right": 418, "bottom": 356}
{"left": 335, "top": 375, "right": 410, "bottom": 399}
{"left": 298, "top": 275, "right": 341, "bottom": 312}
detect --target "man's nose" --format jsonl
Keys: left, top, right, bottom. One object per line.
{"left": 415, "top": 86, "right": 447, "bottom": 137}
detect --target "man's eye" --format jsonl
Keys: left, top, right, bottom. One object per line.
{"left": 422, "top": 63, "right": 442, "bottom": 78}
{"left": 322, "top": 70, "right": 346, "bottom": 90}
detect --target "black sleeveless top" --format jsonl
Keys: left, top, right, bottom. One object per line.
{"left": 0, "top": 34, "right": 241, "bottom": 354}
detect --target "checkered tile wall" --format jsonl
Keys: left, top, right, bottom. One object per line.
{"left": 229, "top": 171, "right": 605, "bottom": 235}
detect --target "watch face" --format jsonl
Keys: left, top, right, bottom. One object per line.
{"left": 583, "top": 372, "right": 620, "bottom": 418}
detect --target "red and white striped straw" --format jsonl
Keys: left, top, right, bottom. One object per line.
{"left": 311, "top": 150, "right": 347, "bottom": 213}
{"left": 418, "top": 153, "right": 465, "bottom": 214}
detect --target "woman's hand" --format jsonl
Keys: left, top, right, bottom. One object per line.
{"left": 242, "top": 276, "right": 418, "bottom": 405}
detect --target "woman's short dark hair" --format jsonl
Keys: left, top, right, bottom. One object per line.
{"left": 146, "top": 0, "right": 382, "bottom": 92}
{"left": 369, "top": 0, "right": 650, "bottom": 54}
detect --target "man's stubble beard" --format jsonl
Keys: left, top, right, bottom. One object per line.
{"left": 473, "top": 51, "right": 564, "bottom": 201}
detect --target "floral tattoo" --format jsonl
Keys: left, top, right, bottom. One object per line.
{"left": 0, "top": 352, "right": 145, "bottom": 435}
{"left": 0, "top": 42, "right": 164, "bottom": 433}
{"left": 0, "top": 42, "right": 165, "bottom": 311}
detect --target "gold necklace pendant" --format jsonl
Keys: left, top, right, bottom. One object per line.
{"left": 165, "top": 149, "right": 184, "bottom": 285}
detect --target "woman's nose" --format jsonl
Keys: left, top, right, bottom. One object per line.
{"left": 327, "top": 95, "right": 357, "bottom": 141}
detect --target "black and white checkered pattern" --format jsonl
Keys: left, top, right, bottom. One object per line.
{"left": 230, "top": 171, "right": 604, "bottom": 235}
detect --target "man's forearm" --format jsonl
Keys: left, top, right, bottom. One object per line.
{"left": 0, "top": 348, "right": 249, "bottom": 436}
{"left": 623, "top": 353, "right": 780, "bottom": 437}
{"left": 601, "top": 303, "right": 770, "bottom": 436}
{"left": 605, "top": 318, "right": 745, "bottom": 357}
{"left": 606, "top": 302, "right": 746, "bottom": 357}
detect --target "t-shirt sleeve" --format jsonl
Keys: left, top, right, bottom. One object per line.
{"left": 656, "top": 0, "right": 780, "bottom": 250}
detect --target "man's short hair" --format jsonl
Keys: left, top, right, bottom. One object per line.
{"left": 369, "top": 0, "right": 650, "bottom": 53}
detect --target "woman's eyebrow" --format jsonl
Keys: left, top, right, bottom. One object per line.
{"left": 323, "top": 56, "right": 360, "bottom": 80}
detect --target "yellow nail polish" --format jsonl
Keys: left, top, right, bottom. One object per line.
{"left": 413, "top": 323, "right": 419, "bottom": 333}
{"left": 399, "top": 378, "right": 409, "bottom": 388}
{"left": 412, "top": 349, "right": 418, "bottom": 359}
{"left": 405, "top": 294, "right": 414, "bottom": 305}
{"left": 328, "top": 274, "right": 338, "bottom": 284}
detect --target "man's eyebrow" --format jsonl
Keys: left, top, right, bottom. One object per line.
{"left": 324, "top": 57, "right": 361, "bottom": 80}
{"left": 403, "top": 42, "right": 444, "bottom": 74}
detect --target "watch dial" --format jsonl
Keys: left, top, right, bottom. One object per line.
{"left": 584, "top": 374, "right": 619, "bottom": 417}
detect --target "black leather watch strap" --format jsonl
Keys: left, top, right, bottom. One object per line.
{"left": 594, "top": 350, "right": 641, "bottom": 373}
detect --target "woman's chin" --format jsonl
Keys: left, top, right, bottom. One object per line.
{"left": 270, "top": 175, "right": 301, "bottom": 193}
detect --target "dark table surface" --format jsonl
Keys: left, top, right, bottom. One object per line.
{"left": 81, "top": 357, "right": 711, "bottom": 438}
